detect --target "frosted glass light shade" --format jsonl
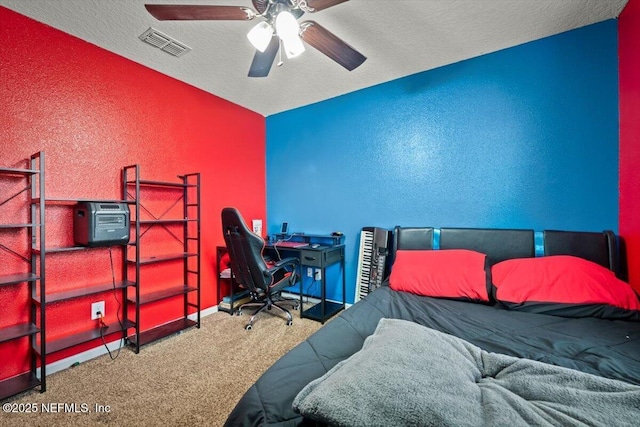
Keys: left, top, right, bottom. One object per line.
{"left": 275, "top": 11, "right": 299, "bottom": 40}
{"left": 275, "top": 11, "right": 303, "bottom": 59}
{"left": 247, "top": 21, "right": 274, "bottom": 52}
{"left": 283, "top": 36, "right": 305, "bottom": 58}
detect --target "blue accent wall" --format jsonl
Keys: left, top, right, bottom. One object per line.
{"left": 266, "top": 21, "right": 619, "bottom": 304}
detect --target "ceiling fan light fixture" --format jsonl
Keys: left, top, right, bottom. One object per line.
{"left": 143, "top": 1, "right": 367, "bottom": 77}
{"left": 275, "top": 10, "right": 300, "bottom": 40}
{"left": 247, "top": 21, "right": 274, "bottom": 52}
{"left": 274, "top": 10, "right": 304, "bottom": 59}
{"left": 282, "top": 36, "right": 305, "bottom": 59}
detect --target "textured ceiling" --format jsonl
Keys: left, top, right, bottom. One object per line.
{"left": 0, "top": 0, "right": 629, "bottom": 116}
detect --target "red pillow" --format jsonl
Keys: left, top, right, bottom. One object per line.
{"left": 492, "top": 255, "right": 640, "bottom": 320}
{"left": 389, "top": 249, "right": 490, "bottom": 302}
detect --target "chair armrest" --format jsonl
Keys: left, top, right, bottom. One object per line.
{"left": 269, "top": 257, "right": 299, "bottom": 272}
{"left": 272, "top": 257, "right": 300, "bottom": 268}
{"left": 265, "top": 256, "right": 300, "bottom": 289}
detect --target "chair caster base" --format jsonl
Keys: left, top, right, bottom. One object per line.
{"left": 245, "top": 324, "right": 253, "bottom": 331}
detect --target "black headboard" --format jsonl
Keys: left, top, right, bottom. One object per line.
{"left": 543, "top": 230, "right": 619, "bottom": 276}
{"left": 392, "top": 227, "right": 434, "bottom": 252}
{"left": 439, "top": 228, "right": 534, "bottom": 266}
{"left": 392, "top": 227, "right": 534, "bottom": 267}
{"left": 392, "top": 227, "right": 620, "bottom": 275}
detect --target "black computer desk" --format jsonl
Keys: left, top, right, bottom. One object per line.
{"left": 266, "top": 243, "right": 346, "bottom": 324}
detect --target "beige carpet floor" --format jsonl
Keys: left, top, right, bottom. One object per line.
{"left": 2, "top": 308, "right": 324, "bottom": 427}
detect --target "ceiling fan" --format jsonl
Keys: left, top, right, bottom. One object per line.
{"left": 144, "top": 0, "right": 366, "bottom": 77}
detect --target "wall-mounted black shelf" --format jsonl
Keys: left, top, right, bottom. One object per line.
{"left": 127, "top": 179, "right": 196, "bottom": 189}
{"left": 128, "top": 318, "right": 197, "bottom": 348}
{"left": 123, "top": 165, "right": 200, "bottom": 353}
{"left": 0, "top": 272, "right": 40, "bottom": 287}
{"left": 34, "top": 246, "right": 102, "bottom": 254}
{"left": 137, "top": 219, "right": 196, "bottom": 225}
{"left": 0, "top": 151, "right": 46, "bottom": 399}
{"left": 34, "top": 198, "right": 134, "bottom": 205}
{"left": 128, "top": 252, "right": 197, "bottom": 265}
{"left": 0, "top": 223, "right": 40, "bottom": 229}
{"left": 131, "top": 285, "right": 198, "bottom": 305}
{"left": 0, "top": 373, "right": 41, "bottom": 401}
{"left": 46, "top": 320, "right": 135, "bottom": 354}
{"left": 0, "top": 323, "right": 41, "bottom": 343}
{"left": 0, "top": 167, "right": 40, "bottom": 175}
{"left": 27, "top": 157, "right": 137, "bottom": 389}
{"left": 44, "top": 281, "right": 135, "bottom": 304}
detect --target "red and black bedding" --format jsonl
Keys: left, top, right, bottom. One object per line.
{"left": 224, "top": 227, "right": 640, "bottom": 426}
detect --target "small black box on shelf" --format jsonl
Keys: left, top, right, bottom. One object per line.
{"left": 73, "top": 202, "right": 130, "bottom": 247}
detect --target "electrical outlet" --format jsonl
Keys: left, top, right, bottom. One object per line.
{"left": 314, "top": 270, "right": 322, "bottom": 281}
{"left": 307, "top": 267, "right": 313, "bottom": 277}
{"left": 91, "top": 301, "right": 105, "bottom": 320}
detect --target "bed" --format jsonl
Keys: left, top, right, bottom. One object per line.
{"left": 224, "top": 227, "right": 640, "bottom": 426}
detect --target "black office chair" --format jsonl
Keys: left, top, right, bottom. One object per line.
{"left": 221, "top": 207, "right": 300, "bottom": 330}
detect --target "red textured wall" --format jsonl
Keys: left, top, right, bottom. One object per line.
{"left": 0, "top": 6, "right": 266, "bottom": 377}
{"left": 619, "top": 0, "right": 640, "bottom": 293}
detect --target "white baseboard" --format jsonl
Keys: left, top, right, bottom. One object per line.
{"left": 189, "top": 305, "right": 218, "bottom": 320}
{"left": 38, "top": 339, "right": 126, "bottom": 377}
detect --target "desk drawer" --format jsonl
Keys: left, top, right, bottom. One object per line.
{"left": 300, "top": 247, "right": 342, "bottom": 268}
{"left": 300, "top": 250, "right": 323, "bottom": 267}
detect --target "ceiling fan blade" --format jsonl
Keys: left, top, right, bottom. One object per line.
{"left": 299, "top": 21, "right": 366, "bottom": 71}
{"left": 145, "top": 5, "right": 255, "bottom": 20}
{"left": 248, "top": 37, "right": 280, "bottom": 78}
{"left": 252, "top": 0, "right": 269, "bottom": 14}
{"left": 306, "top": 0, "right": 349, "bottom": 12}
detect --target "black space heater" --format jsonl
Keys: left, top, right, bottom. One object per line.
{"left": 73, "top": 202, "right": 130, "bottom": 247}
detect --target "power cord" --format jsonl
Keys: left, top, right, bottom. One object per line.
{"left": 98, "top": 246, "right": 124, "bottom": 361}
{"left": 271, "top": 234, "right": 296, "bottom": 261}
{"left": 304, "top": 279, "right": 318, "bottom": 303}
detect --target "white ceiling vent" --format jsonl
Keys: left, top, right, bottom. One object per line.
{"left": 139, "top": 27, "right": 191, "bottom": 57}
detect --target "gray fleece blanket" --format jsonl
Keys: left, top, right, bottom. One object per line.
{"left": 293, "top": 318, "right": 640, "bottom": 427}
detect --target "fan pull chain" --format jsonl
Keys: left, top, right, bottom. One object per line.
{"left": 277, "top": 38, "right": 284, "bottom": 67}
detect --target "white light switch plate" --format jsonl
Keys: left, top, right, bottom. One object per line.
{"left": 252, "top": 219, "right": 263, "bottom": 236}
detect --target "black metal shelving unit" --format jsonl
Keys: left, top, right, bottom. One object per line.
{"left": 24, "top": 155, "right": 134, "bottom": 362}
{"left": 216, "top": 245, "right": 250, "bottom": 314}
{"left": 0, "top": 152, "right": 46, "bottom": 400}
{"left": 123, "top": 165, "right": 200, "bottom": 353}
{"left": 37, "top": 196, "right": 134, "bottom": 355}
